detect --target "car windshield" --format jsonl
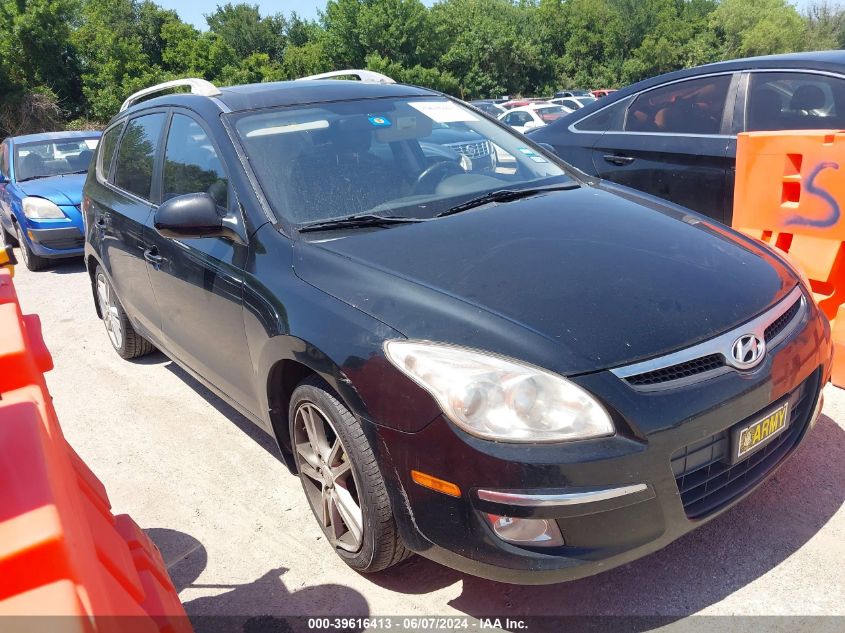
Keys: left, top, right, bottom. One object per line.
{"left": 14, "top": 137, "right": 100, "bottom": 181}
{"left": 231, "top": 96, "right": 572, "bottom": 226}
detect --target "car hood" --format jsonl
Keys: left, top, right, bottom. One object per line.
{"left": 293, "top": 186, "right": 796, "bottom": 375}
{"left": 17, "top": 173, "right": 86, "bottom": 206}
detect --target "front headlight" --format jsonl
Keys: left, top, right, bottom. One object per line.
{"left": 384, "top": 340, "right": 615, "bottom": 442}
{"left": 22, "top": 197, "right": 65, "bottom": 219}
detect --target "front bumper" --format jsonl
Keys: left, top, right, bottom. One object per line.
{"left": 25, "top": 226, "right": 84, "bottom": 258}
{"left": 369, "top": 291, "right": 831, "bottom": 584}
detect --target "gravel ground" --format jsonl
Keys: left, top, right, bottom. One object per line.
{"left": 8, "top": 254, "right": 844, "bottom": 630}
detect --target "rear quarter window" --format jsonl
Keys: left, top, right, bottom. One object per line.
{"left": 97, "top": 122, "right": 125, "bottom": 183}
{"left": 572, "top": 97, "right": 632, "bottom": 132}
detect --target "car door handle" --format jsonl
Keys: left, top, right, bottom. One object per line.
{"left": 143, "top": 247, "right": 163, "bottom": 264}
{"left": 603, "top": 154, "right": 635, "bottom": 166}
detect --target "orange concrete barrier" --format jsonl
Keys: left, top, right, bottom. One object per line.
{"left": 0, "top": 244, "right": 15, "bottom": 277}
{"left": 0, "top": 269, "right": 192, "bottom": 632}
{"left": 733, "top": 130, "right": 845, "bottom": 386}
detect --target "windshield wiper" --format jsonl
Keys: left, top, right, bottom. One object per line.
{"left": 435, "top": 183, "right": 580, "bottom": 218}
{"left": 298, "top": 213, "right": 424, "bottom": 233}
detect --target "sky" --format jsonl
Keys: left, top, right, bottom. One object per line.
{"left": 156, "top": 0, "right": 820, "bottom": 31}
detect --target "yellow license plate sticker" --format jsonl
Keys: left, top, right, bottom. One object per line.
{"left": 736, "top": 401, "right": 790, "bottom": 459}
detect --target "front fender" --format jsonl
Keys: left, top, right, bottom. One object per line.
{"left": 244, "top": 225, "right": 442, "bottom": 439}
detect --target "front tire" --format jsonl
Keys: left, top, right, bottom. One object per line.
{"left": 289, "top": 375, "right": 411, "bottom": 573}
{"left": 95, "top": 266, "right": 155, "bottom": 359}
{"left": 15, "top": 224, "right": 49, "bottom": 271}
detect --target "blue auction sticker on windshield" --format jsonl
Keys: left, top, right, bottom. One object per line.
{"left": 368, "top": 115, "right": 392, "bottom": 127}
{"left": 518, "top": 147, "right": 548, "bottom": 163}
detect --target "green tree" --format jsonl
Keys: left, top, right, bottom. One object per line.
{"left": 432, "top": 0, "right": 550, "bottom": 98}
{"left": 206, "top": 3, "right": 287, "bottom": 60}
{"left": 72, "top": 0, "right": 165, "bottom": 120}
{"left": 712, "top": 0, "right": 807, "bottom": 58}
{"left": 803, "top": 1, "right": 845, "bottom": 49}
{"left": 0, "top": 0, "right": 81, "bottom": 109}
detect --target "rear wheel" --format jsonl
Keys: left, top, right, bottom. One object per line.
{"left": 15, "top": 224, "right": 49, "bottom": 271}
{"left": 289, "top": 375, "right": 411, "bottom": 573}
{"left": 95, "top": 266, "right": 155, "bottom": 359}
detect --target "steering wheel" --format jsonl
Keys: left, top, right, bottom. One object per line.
{"left": 413, "top": 160, "right": 465, "bottom": 194}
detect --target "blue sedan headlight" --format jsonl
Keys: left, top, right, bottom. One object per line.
{"left": 22, "top": 197, "right": 66, "bottom": 219}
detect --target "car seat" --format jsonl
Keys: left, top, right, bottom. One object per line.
{"left": 288, "top": 118, "right": 403, "bottom": 222}
{"left": 748, "top": 86, "right": 785, "bottom": 131}
{"left": 18, "top": 154, "right": 46, "bottom": 181}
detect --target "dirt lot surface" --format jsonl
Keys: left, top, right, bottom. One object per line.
{"left": 10, "top": 256, "right": 844, "bottom": 630}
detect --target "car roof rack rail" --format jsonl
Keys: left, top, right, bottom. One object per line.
{"left": 298, "top": 69, "right": 395, "bottom": 84}
{"left": 120, "top": 78, "right": 222, "bottom": 112}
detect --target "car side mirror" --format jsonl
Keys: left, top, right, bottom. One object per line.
{"left": 536, "top": 142, "right": 558, "bottom": 156}
{"left": 154, "top": 193, "right": 242, "bottom": 243}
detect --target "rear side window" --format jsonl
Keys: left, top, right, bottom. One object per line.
{"left": 98, "top": 122, "right": 124, "bottom": 182}
{"left": 113, "top": 113, "right": 166, "bottom": 200}
{"left": 747, "top": 72, "right": 845, "bottom": 132}
{"left": 626, "top": 75, "right": 731, "bottom": 134}
{"left": 163, "top": 114, "right": 228, "bottom": 208}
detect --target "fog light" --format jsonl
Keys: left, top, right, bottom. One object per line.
{"left": 484, "top": 513, "right": 564, "bottom": 547}
{"left": 810, "top": 393, "right": 824, "bottom": 428}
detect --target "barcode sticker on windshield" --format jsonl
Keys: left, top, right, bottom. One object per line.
{"left": 408, "top": 101, "right": 478, "bottom": 123}
{"left": 518, "top": 147, "right": 548, "bottom": 163}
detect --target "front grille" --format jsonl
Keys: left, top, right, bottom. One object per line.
{"left": 764, "top": 298, "right": 801, "bottom": 342}
{"left": 670, "top": 370, "right": 819, "bottom": 520}
{"left": 41, "top": 236, "right": 84, "bottom": 250}
{"left": 626, "top": 353, "right": 725, "bottom": 387}
{"left": 444, "top": 140, "right": 492, "bottom": 159}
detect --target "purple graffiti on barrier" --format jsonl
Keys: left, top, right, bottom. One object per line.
{"left": 786, "top": 161, "right": 840, "bottom": 228}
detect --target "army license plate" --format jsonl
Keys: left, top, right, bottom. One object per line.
{"left": 732, "top": 400, "right": 790, "bottom": 462}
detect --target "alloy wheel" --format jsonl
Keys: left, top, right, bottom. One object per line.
{"left": 96, "top": 273, "right": 124, "bottom": 350}
{"left": 293, "top": 402, "right": 364, "bottom": 552}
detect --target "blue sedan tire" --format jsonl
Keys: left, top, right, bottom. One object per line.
{"left": 15, "top": 224, "right": 49, "bottom": 271}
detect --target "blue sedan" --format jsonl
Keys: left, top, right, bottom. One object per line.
{"left": 0, "top": 130, "right": 101, "bottom": 270}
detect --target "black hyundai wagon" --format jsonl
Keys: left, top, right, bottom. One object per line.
{"left": 82, "top": 71, "right": 831, "bottom": 584}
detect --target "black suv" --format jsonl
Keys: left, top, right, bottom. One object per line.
{"left": 83, "top": 70, "right": 831, "bottom": 584}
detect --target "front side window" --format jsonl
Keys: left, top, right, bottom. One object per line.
{"left": 625, "top": 75, "right": 732, "bottom": 134}
{"left": 13, "top": 136, "right": 100, "bottom": 182}
{"left": 113, "top": 113, "right": 166, "bottom": 200}
{"left": 163, "top": 114, "right": 228, "bottom": 208}
{"left": 98, "top": 122, "right": 124, "bottom": 183}
{"left": 747, "top": 72, "right": 845, "bottom": 131}
{"left": 231, "top": 97, "right": 572, "bottom": 225}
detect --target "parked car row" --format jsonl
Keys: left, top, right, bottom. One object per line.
{"left": 0, "top": 60, "right": 833, "bottom": 586}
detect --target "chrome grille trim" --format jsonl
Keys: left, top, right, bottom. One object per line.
{"left": 612, "top": 286, "right": 807, "bottom": 392}
{"left": 444, "top": 140, "right": 492, "bottom": 159}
